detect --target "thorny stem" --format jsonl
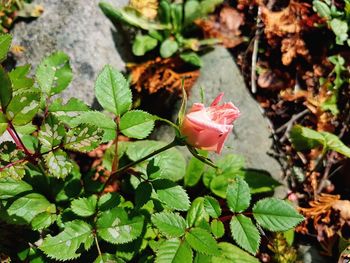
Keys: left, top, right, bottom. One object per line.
{"left": 102, "top": 139, "right": 180, "bottom": 192}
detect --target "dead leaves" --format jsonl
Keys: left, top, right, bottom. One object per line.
{"left": 195, "top": 6, "right": 244, "bottom": 48}
{"left": 298, "top": 194, "right": 350, "bottom": 256}
{"left": 129, "top": 57, "right": 200, "bottom": 95}
{"left": 129, "top": 0, "right": 158, "bottom": 20}
{"left": 260, "top": 0, "right": 312, "bottom": 65}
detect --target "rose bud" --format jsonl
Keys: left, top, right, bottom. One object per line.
{"left": 180, "top": 93, "right": 240, "bottom": 154}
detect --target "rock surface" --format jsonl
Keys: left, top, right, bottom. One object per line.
{"left": 11, "top": 0, "right": 129, "bottom": 105}
{"left": 153, "top": 47, "right": 283, "bottom": 181}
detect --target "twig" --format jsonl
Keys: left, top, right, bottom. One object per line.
{"left": 94, "top": 235, "right": 102, "bottom": 257}
{"left": 278, "top": 109, "right": 309, "bottom": 143}
{"left": 101, "top": 139, "right": 179, "bottom": 192}
{"left": 251, "top": 7, "right": 262, "bottom": 94}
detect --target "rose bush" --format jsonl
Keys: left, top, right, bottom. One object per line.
{"left": 180, "top": 93, "right": 240, "bottom": 154}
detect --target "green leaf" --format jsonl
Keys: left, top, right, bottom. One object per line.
{"left": 132, "top": 35, "right": 158, "bottom": 56}
{"left": 119, "top": 110, "right": 155, "bottom": 139}
{"left": 184, "top": 151, "right": 208, "bottom": 187}
{"left": 49, "top": 97, "right": 90, "bottom": 114}
{"left": 290, "top": 125, "right": 350, "bottom": 157}
{"left": 252, "top": 197, "right": 304, "bottom": 232}
{"left": 99, "top": 3, "right": 168, "bottom": 30}
{"left": 7, "top": 193, "right": 55, "bottom": 224}
{"left": 330, "top": 18, "right": 348, "bottom": 45}
{"left": 0, "top": 112, "right": 7, "bottom": 136}
{"left": 184, "top": 0, "right": 200, "bottom": 25}
{"left": 9, "top": 65, "right": 34, "bottom": 91}
{"left": 98, "top": 192, "right": 121, "bottom": 211}
{"left": 0, "top": 177, "right": 32, "bottom": 199}
{"left": 68, "top": 111, "right": 117, "bottom": 142}
{"left": 230, "top": 215, "right": 260, "bottom": 255}
{"left": 38, "top": 114, "right": 65, "bottom": 152}
{"left": 212, "top": 242, "right": 259, "bottom": 263}
{"left": 153, "top": 179, "right": 190, "bottom": 211}
{"left": 96, "top": 207, "right": 144, "bottom": 244}
{"left": 31, "top": 211, "right": 57, "bottom": 230}
{"left": 198, "top": 0, "right": 223, "bottom": 16}
{"left": 203, "top": 196, "right": 221, "bottom": 218}
{"left": 40, "top": 220, "right": 94, "bottom": 261}
{"left": 36, "top": 51, "right": 73, "bottom": 95}
{"left": 6, "top": 90, "right": 40, "bottom": 126}
{"left": 127, "top": 140, "right": 186, "bottom": 181}
{"left": 135, "top": 181, "right": 152, "bottom": 208}
{"left": 186, "top": 197, "right": 207, "bottom": 227}
{"left": 211, "top": 219, "right": 225, "bottom": 239}
{"left": 71, "top": 195, "right": 97, "bottom": 217}
{"left": 152, "top": 212, "right": 186, "bottom": 237}
{"left": 0, "top": 66, "right": 13, "bottom": 111}
{"left": 180, "top": 52, "right": 202, "bottom": 67}
{"left": 44, "top": 149, "right": 73, "bottom": 178}
{"left": 0, "top": 34, "right": 12, "bottom": 62}
{"left": 313, "top": 0, "right": 331, "bottom": 18}
{"left": 185, "top": 228, "right": 219, "bottom": 256}
{"left": 155, "top": 238, "right": 193, "bottom": 263}
{"left": 64, "top": 124, "right": 103, "bottom": 152}
{"left": 171, "top": 3, "right": 183, "bottom": 32}
{"left": 243, "top": 169, "right": 280, "bottom": 194}
{"left": 226, "top": 177, "right": 251, "bottom": 213}
{"left": 95, "top": 65, "right": 132, "bottom": 116}
{"left": 160, "top": 39, "right": 179, "bottom": 58}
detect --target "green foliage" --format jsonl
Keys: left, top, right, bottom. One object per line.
{"left": 99, "top": 0, "right": 222, "bottom": 66}
{"left": 252, "top": 198, "right": 304, "bottom": 232}
{"left": 0, "top": 40, "right": 303, "bottom": 262}
{"left": 71, "top": 195, "right": 97, "bottom": 217}
{"left": 290, "top": 125, "right": 350, "bottom": 157}
{"left": 155, "top": 239, "right": 193, "bottom": 263}
{"left": 132, "top": 35, "right": 158, "bottom": 56}
{"left": 36, "top": 51, "right": 73, "bottom": 96}
{"left": 226, "top": 177, "right": 251, "bottom": 213}
{"left": 40, "top": 220, "right": 94, "bottom": 260}
{"left": 230, "top": 215, "right": 260, "bottom": 254}
{"left": 152, "top": 212, "right": 187, "bottom": 237}
{"left": 185, "top": 228, "right": 219, "bottom": 256}
{"left": 96, "top": 207, "right": 144, "bottom": 244}
{"left": 95, "top": 65, "right": 132, "bottom": 116}
{"left": 0, "top": 34, "right": 12, "bottom": 62}
{"left": 119, "top": 110, "right": 155, "bottom": 139}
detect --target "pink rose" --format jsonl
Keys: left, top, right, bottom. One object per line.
{"left": 180, "top": 93, "right": 240, "bottom": 154}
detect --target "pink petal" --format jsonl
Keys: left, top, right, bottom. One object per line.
{"left": 210, "top": 93, "right": 224, "bottom": 107}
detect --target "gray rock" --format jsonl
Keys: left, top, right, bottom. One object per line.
{"left": 153, "top": 47, "right": 283, "bottom": 182}
{"left": 11, "top": 0, "right": 130, "bottom": 105}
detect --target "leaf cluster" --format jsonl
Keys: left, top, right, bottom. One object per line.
{"left": 99, "top": 0, "right": 223, "bottom": 67}
{"left": 0, "top": 33, "right": 303, "bottom": 262}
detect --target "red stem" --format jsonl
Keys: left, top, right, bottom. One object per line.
{"left": 0, "top": 158, "right": 27, "bottom": 172}
{"left": 7, "top": 123, "right": 32, "bottom": 156}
